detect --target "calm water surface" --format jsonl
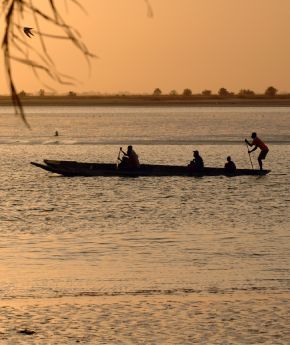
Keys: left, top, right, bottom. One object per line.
{"left": 0, "top": 106, "right": 289, "bottom": 300}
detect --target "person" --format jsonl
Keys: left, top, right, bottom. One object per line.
{"left": 188, "top": 150, "right": 204, "bottom": 173}
{"left": 245, "top": 132, "right": 269, "bottom": 170}
{"left": 54, "top": 130, "right": 59, "bottom": 137}
{"left": 224, "top": 156, "right": 236, "bottom": 174}
{"left": 119, "top": 145, "right": 140, "bottom": 169}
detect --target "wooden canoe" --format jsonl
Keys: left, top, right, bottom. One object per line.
{"left": 30, "top": 160, "right": 271, "bottom": 177}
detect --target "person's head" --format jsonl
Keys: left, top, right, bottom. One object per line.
{"left": 127, "top": 145, "right": 133, "bottom": 154}
{"left": 251, "top": 132, "right": 257, "bottom": 139}
{"left": 193, "top": 150, "right": 199, "bottom": 157}
{"left": 227, "top": 156, "right": 231, "bottom": 162}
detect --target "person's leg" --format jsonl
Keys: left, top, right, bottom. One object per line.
{"left": 258, "top": 150, "right": 267, "bottom": 170}
{"left": 258, "top": 157, "right": 263, "bottom": 170}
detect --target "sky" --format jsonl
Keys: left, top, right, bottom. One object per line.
{"left": 1, "top": 0, "right": 290, "bottom": 95}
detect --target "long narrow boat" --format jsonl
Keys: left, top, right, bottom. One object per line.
{"left": 30, "top": 160, "right": 270, "bottom": 177}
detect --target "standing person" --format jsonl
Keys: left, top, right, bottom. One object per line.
{"left": 120, "top": 145, "right": 140, "bottom": 168}
{"left": 188, "top": 150, "right": 204, "bottom": 173}
{"left": 245, "top": 132, "right": 269, "bottom": 170}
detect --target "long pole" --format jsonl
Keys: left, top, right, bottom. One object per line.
{"left": 116, "top": 147, "right": 122, "bottom": 167}
{"left": 245, "top": 142, "right": 254, "bottom": 169}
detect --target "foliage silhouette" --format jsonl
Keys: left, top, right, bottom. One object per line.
{"left": 1, "top": 0, "right": 96, "bottom": 126}
{"left": 201, "top": 90, "right": 212, "bottom": 96}
{"left": 218, "top": 87, "right": 231, "bottom": 97}
{"left": 153, "top": 88, "right": 162, "bottom": 96}
{"left": 182, "top": 88, "right": 192, "bottom": 97}
{"left": 265, "top": 86, "right": 278, "bottom": 97}
{"left": 2, "top": 1, "right": 152, "bottom": 126}
{"left": 238, "top": 89, "right": 255, "bottom": 97}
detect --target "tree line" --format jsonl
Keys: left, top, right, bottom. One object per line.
{"left": 153, "top": 86, "right": 279, "bottom": 97}
{"left": 15, "top": 86, "right": 281, "bottom": 98}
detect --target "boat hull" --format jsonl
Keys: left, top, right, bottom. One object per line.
{"left": 30, "top": 160, "right": 271, "bottom": 177}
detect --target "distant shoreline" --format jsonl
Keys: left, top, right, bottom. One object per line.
{"left": 1, "top": 95, "right": 290, "bottom": 107}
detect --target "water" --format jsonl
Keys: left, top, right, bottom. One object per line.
{"left": 1, "top": 105, "right": 290, "bottom": 145}
{"left": 0, "top": 106, "right": 289, "bottom": 304}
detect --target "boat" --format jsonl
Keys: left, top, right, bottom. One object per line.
{"left": 30, "top": 160, "right": 271, "bottom": 177}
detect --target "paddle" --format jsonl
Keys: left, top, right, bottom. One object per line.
{"left": 245, "top": 141, "right": 254, "bottom": 169}
{"left": 116, "top": 147, "right": 122, "bottom": 167}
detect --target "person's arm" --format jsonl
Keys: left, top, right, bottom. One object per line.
{"left": 120, "top": 148, "right": 128, "bottom": 156}
{"left": 248, "top": 146, "right": 257, "bottom": 153}
{"left": 245, "top": 138, "right": 253, "bottom": 146}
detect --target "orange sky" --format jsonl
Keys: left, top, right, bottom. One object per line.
{"left": 1, "top": 0, "right": 290, "bottom": 94}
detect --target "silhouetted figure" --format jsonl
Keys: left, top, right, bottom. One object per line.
{"left": 54, "top": 131, "right": 59, "bottom": 137}
{"left": 119, "top": 145, "right": 140, "bottom": 169}
{"left": 245, "top": 132, "right": 269, "bottom": 170}
{"left": 224, "top": 156, "right": 236, "bottom": 175}
{"left": 24, "top": 27, "right": 34, "bottom": 38}
{"left": 188, "top": 150, "right": 204, "bottom": 173}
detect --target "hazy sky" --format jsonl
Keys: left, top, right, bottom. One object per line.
{"left": 2, "top": 0, "right": 290, "bottom": 94}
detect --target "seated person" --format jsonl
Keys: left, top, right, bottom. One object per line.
{"left": 224, "top": 156, "right": 236, "bottom": 174}
{"left": 119, "top": 145, "right": 140, "bottom": 169}
{"left": 188, "top": 150, "right": 204, "bottom": 172}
